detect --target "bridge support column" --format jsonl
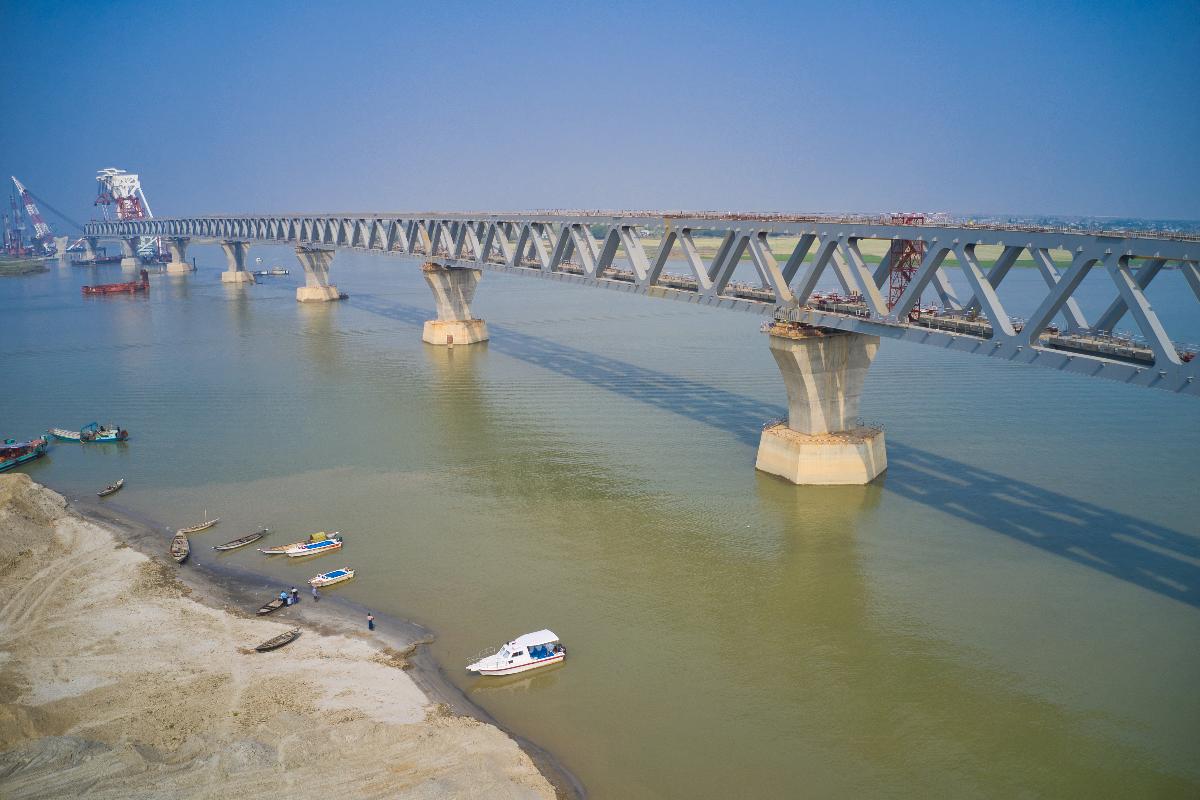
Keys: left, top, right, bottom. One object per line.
{"left": 420, "top": 262, "right": 488, "bottom": 345}
{"left": 54, "top": 236, "right": 69, "bottom": 260}
{"left": 81, "top": 237, "right": 98, "bottom": 262}
{"left": 295, "top": 246, "right": 338, "bottom": 301}
{"left": 220, "top": 240, "right": 255, "bottom": 283}
{"left": 755, "top": 324, "right": 887, "bottom": 485}
{"left": 118, "top": 237, "right": 141, "bottom": 270}
{"left": 166, "top": 237, "right": 193, "bottom": 274}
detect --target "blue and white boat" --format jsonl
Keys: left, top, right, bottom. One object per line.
{"left": 51, "top": 422, "right": 128, "bottom": 443}
{"left": 0, "top": 436, "right": 49, "bottom": 472}
{"left": 467, "top": 630, "right": 566, "bottom": 676}
{"left": 309, "top": 567, "right": 354, "bottom": 588}
{"left": 284, "top": 536, "right": 343, "bottom": 558}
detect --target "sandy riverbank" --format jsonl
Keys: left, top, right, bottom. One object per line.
{"left": 0, "top": 474, "right": 559, "bottom": 799}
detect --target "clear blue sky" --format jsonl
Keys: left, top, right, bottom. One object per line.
{"left": 1, "top": 0, "right": 1197, "bottom": 224}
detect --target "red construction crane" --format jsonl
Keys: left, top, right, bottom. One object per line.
{"left": 11, "top": 176, "right": 56, "bottom": 256}
{"left": 886, "top": 212, "right": 926, "bottom": 311}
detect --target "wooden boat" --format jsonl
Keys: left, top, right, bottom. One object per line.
{"left": 170, "top": 531, "right": 190, "bottom": 564}
{"left": 97, "top": 478, "right": 125, "bottom": 497}
{"left": 259, "top": 531, "right": 339, "bottom": 555}
{"left": 49, "top": 427, "right": 82, "bottom": 442}
{"left": 256, "top": 596, "right": 286, "bottom": 615}
{"left": 79, "top": 422, "right": 129, "bottom": 443}
{"left": 284, "top": 537, "right": 342, "bottom": 558}
{"left": 308, "top": 567, "right": 354, "bottom": 588}
{"left": 82, "top": 269, "right": 149, "bottom": 295}
{"left": 0, "top": 437, "right": 49, "bottom": 473}
{"left": 254, "top": 628, "right": 301, "bottom": 652}
{"left": 214, "top": 528, "right": 269, "bottom": 551}
{"left": 178, "top": 512, "right": 220, "bottom": 534}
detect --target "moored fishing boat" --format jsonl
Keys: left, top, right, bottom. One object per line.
{"left": 466, "top": 630, "right": 566, "bottom": 676}
{"left": 79, "top": 422, "right": 129, "bottom": 443}
{"left": 259, "top": 531, "right": 339, "bottom": 555}
{"left": 257, "top": 596, "right": 286, "bottom": 615}
{"left": 254, "top": 628, "right": 301, "bottom": 652}
{"left": 48, "top": 428, "right": 82, "bottom": 442}
{"left": 308, "top": 567, "right": 354, "bottom": 588}
{"left": 97, "top": 477, "right": 125, "bottom": 497}
{"left": 170, "top": 531, "right": 190, "bottom": 564}
{"left": 178, "top": 512, "right": 220, "bottom": 534}
{"left": 214, "top": 528, "right": 269, "bottom": 551}
{"left": 284, "top": 537, "right": 342, "bottom": 558}
{"left": 0, "top": 436, "right": 49, "bottom": 473}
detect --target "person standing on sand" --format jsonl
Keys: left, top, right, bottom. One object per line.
{"left": 312, "top": 585, "right": 319, "bottom": 601}
{"left": 290, "top": 586, "right": 299, "bottom": 604}
{"left": 367, "top": 613, "right": 375, "bottom": 631}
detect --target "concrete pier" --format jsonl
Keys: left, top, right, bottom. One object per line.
{"left": 81, "top": 237, "right": 98, "bottom": 262}
{"left": 166, "top": 237, "right": 192, "bottom": 274}
{"left": 755, "top": 323, "right": 886, "bottom": 485}
{"left": 220, "top": 241, "right": 255, "bottom": 284}
{"left": 54, "top": 236, "right": 69, "bottom": 261}
{"left": 118, "top": 237, "right": 141, "bottom": 270}
{"left": 295, "top": 246, "right": 339, "bottom": 301}
{"left": 420, "top": 262, "right": 488, "bottom": 345}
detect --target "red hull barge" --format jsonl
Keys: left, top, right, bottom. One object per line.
{"left": 82, "top": 269, "right": 149, "bottom": 296}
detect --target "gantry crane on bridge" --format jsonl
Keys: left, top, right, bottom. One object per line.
{"left": 95, "top": 168, "right": 161, "bottom": 258}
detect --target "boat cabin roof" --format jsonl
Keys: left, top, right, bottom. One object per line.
{"left": 510, "top": 629, "right": 559, "bottom": 648}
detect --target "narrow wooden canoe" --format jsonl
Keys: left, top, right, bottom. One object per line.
{"left": 170, "top": 531, "right": 190, "bottom": 564}
{"left": 179, "top": 516, "right": 220, "bottom": 534}
{"left": 214, "top": 528, "right": 269, "bottom": 551}
{"left": 256, "top": 597, "right": 286, "bottom": 616}
{"left": 98, "top": 478, "right": 125, "bottom": 497}
{"left": 255, "top": 628, "right": 301, "bottom": 652}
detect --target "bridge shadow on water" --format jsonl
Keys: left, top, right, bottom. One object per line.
{"left": 349, "top": 293, "right": 1200, "bottom": 608}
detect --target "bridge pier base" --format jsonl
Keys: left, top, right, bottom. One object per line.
{"left": 755, "top": 324, "right": 887, "bottom": 485}
{"left": 220, "top": 240, "right": 255, "bottom": 283}
{"left": 421, "top": 262, "right": 488, "bottom": 345}
{"left": 166, "top": 237, "right": 192, "bottom": 274}
{"left": 54, "top": 236, "right": 69, "bottom": 260}
{"left": 81, "top": 237, "right": 98, "bottom": 262}
{"left": 119, "top": 237, "right": 140, "bottom": 270}
{"left": 295, "top": 246, "right": 338, "bottom": 301}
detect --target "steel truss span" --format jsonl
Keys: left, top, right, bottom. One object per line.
{"left": 86, "top": 213, "right": 1200, "bottom": 396}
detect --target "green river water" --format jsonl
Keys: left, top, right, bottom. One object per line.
{"left": 2, "top": 248, "right": 1198, "bottom": 798}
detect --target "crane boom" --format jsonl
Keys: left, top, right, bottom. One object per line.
{"left": 11, "top": 176, "right": 55, "bottom": 254}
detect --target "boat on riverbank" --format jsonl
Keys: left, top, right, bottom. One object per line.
{"left": 259, "top": 531, "right": 339, "bottom": 554}
{"left": 170, "top": 531, "right": 190, "bottom": 563}
{"left": 255, "top": 628, "right": 301, "bottom": 652}
{"left": 467, "top": 630, "right": 566, "bottom": 676}
{"left": 97, "top": 478, "right": 124, "bottom": 497}
{"left": 256, "top": 596, "right": 286, "bottom": 615}
{"left": 284, "top": 537, "right": 342, "bottom": 558}
{"left": 309, "top": 567, "right": 354, "bottom": 588}
{"left": 178, "top": 513, "right": 219, "bottom": 534}
{"left": 0, "top": 436, "right": 49, "bottom": 472}
{"left": 214, "top": 528, "right": 269, "bottom": 551}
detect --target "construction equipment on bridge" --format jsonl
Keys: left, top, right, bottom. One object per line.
{"left": 886, "top": 212, "right": 926, "bottom": 310}
{"left": 82, "top": 269, "right": 150, "bottom": 296}
{"left": 10, "top": 177, "right": 56, "bottom": 256}
{"left": 2, "top": 189, "right": 29, "bottom": 257}
{"left": 95, "top": 168, "right": 163, "bottom": 258}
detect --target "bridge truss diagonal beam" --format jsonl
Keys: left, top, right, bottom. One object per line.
{"left": 86, "top": 212, "right": 1200, "bottom": 397}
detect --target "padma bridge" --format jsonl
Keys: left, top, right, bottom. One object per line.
{"left": 84, "top": 211, "right": 1200, "bottom": 486}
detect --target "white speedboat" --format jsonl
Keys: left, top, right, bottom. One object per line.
{"left": 466, "top": 630, "right": 565, "bottom": 676}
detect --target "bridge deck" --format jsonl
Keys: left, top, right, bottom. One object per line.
{"left": 86, "top": 213, "right": 1200, "bottom": 396}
